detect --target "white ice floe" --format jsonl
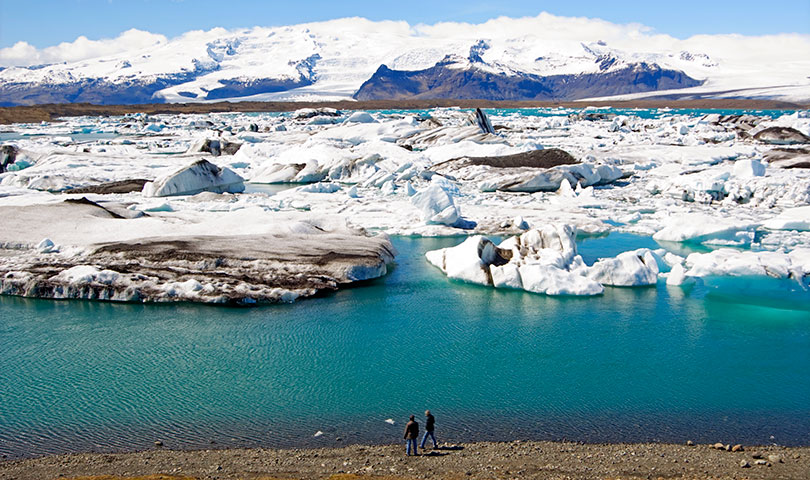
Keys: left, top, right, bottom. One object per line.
{"left": 684, "top": 248, "right": 807, "bottom": 283}
{"left": 652, "top": 213, "right": 757, "bottom": 246}
{"left": 762, "top": 206, "right": 810, "bottom": 231}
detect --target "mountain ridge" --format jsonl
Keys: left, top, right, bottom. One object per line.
{"left": 1, "top": 16, "right": 808, "bottom": 105}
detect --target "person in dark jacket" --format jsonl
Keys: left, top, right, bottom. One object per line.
{"left": 420, "top": 409, "right": 438, "bottom": 449}
{"left": 403, "top": 415, "right": 419, "bottom": 456}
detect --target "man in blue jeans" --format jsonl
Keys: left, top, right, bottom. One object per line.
{"left": 420, "top": 410, "right": 438, "bottom": 449}
{"left": 403, "top": 415, "right": 419, "bottom": 456}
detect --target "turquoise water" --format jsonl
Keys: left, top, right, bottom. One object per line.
{"left": 1, "top": 234, "right": 808, "bottom": 458}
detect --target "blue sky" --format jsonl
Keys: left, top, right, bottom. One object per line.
{"left": 1, "top": 0, "right": 808, "bottom": 48}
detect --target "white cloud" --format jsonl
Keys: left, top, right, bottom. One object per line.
{"left": 0, "top": 29, "right": 166, "bottom": 67}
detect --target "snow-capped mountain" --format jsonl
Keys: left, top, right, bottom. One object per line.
{"left": 354, "top": 41, "right": 704, "bottom": 101}
{"left": 1, "top": 15, "right": 808, "bottom": 105}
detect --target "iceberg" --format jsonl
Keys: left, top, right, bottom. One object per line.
{"left": 410, "top": 180, "right": 463, "bottom": 227}
{"left": 426, "top": 224, "right": 604, "bottom": 296}
{"left": 587, "top": 249, "right": 660, "bottom": 286}
{"left": 142, "top": 159, "right": 245, "bottom": 197}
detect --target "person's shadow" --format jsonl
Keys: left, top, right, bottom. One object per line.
{"left": 422, "top": 451, "right": 449, "bottom": 456}
{"left": 436, "top": 445, "right": 464, "bottom": 451}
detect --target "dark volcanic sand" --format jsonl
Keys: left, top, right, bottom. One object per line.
{"left": 1, "top": 99, "right": 807, "bottom": 125}
{"left": 1, "top": 441, "right": 808, "bottom": 480}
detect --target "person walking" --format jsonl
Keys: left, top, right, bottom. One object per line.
{"left": 403, "top": 415, "right": 419, "bottom": 456}
{"left": 420, "top": 410, "right": 438, "bottom": 449}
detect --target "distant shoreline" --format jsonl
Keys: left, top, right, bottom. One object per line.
{"left": 1, "top": 98, "right": 807, "bottom": 125}
{"left": 2, "top": 440, "right": 808, "bottom": 479}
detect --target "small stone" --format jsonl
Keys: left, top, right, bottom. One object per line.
{"left": 731, "top": 444, "right": 743, "bottom": 452}
{"left": 755, "top": 459, "right": 768, "bottom": 465}
{"left": 712, "top": 442, "right": 725, "bottom": 450}
{"left": 686, "top": 440, "right": 694, "bottom": 446}
{"left": 752, "top": 452, "right": 765, "bottom": 459}
{"left": 154, "top": 440, "right": 163, "bottom": 447}
{"left": 724, "top": 444, "right": 732, "bottom": 451}
{"left": 768, "top": 454, "right": 783, "bottom": 463}
{"left": 740, "top": 460, "right": 751, "bottom": 468}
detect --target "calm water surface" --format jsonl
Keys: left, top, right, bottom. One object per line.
{"left": 1, "top": 234, "right": 809, "bottom": 458}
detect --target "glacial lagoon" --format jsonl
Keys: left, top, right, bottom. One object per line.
{"left": 1, "top": 234, "right": 808, "bottom": 458}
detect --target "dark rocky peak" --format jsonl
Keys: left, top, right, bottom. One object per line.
{"left": 596, "top": 54, "right": 620, "bottom": 71}
{"left": 292, "top": 53, "right": 321, "bottom": 82}
{"left": 206, "top": 37, "right": 242, "bottom": 62}
{"left": 468, "top": 39, "right": 491, "bottom": 63}
{"left": 436, "top": 54, "right": 469, "bottom": 67}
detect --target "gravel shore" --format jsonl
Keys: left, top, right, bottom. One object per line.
{"left": 2, "top": 441, "right": 808, "bottom": 480}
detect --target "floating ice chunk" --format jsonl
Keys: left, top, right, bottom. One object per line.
{"left": 663, "top": 252, "right": 686, "bottom": 267}
{"left": 344, "top": 111, "right": 377, "bottom": 123}
{"left": 733, "top": 159, "right": 765, "bottom": 178}
{"left": 595, "top": 164, "right": 623, "bottom": 184}
{"left": 556, "top": 178, "right": 576, "bottom": 198}
{"left": 653, "top": 214, "right": 756, "bottom": 245}
{"left": 666, "top": 262, "right": 695, "bottom": 286}
{"left": 296, "top": 182, "right": 341, "bottom": 194}
{"left": 346, "top": 185, "right": 359, "bottom": 198}
{"left": 313, "top": 431, "right": 324, "bottom": 437}
{"left": 562, "top": 164, "right": 600, "bottom": 187}
{"left": 587, "top": 248, "right": 659, "bottom": 286}
{"left": 36, "top": 238, "right": 58, "bottom": 253}
{"left": 251, "top": 164, "right": 301, "bottom": 183}
{"left": 380, "top": 180, "right": 396, "bottom": 195}
{"left": 294, "top": 107, "right": 340, "bottom": 119}
{"left": 142, "top": 202, "right": 174, "bottom": 212}
{"left": 762, "top": 206, "right": 810, "bottom": 231}
{"left": 385, "top": 418, "right": 396, "bottom": 425}
{"left": 426, "top": 225, "right": 603, "bottom": 296}
{"left": 617, "top": 212, "right": 642, "bottom": 224}
{"left": 143, "top": 159, "right": 245, "bottom": 197}
{"left": 404, "top": 181, "right": 416, "bottom": 196}
{"left": 519, "top": 264, "right": 604, "bottom": 295}
{"left": 685, "top": 249, "right": 795, "bottom": 279}
{"left": 411, "top": 183, "right": 461, "bottom": 226}
{"left": 295, "top": 160, "right": 327, "bottom": 183}
{"left": 425, "top": 236, "right": 499, "bottom": 285}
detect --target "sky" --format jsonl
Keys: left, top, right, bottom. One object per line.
{"left": 1, "top": 0, "right": 808, "bottom": 50}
